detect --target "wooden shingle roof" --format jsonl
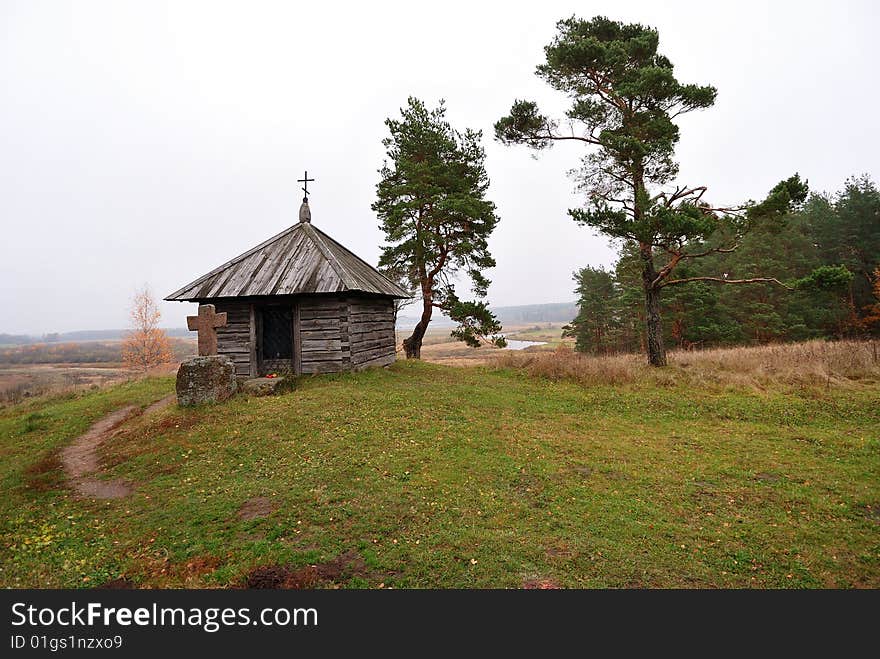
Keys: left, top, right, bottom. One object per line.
{"left": 165, "top": 207, "right": 410, "bottom": 301}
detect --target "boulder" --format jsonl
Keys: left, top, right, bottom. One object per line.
{"left": 240, "top": 376, "right": 289, "bottom": 397}
{"left": 176, "top": 355, "right": 237, "bottom": 406}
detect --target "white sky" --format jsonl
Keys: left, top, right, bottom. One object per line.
{"left": 1, "top": 0, "right": 877, "bottom": 334}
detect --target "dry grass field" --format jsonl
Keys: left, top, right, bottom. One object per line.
{"left": 413, "top": 323, "right": 880, "bottom": 391}
{"left": 495, "top": 339, "right": 880, "bottom": 389}
{"left": 0, "top": 363, "right": 182, "bottom": 406}
{"left": 0, "top": 365, "right": 133, "bottom": 405}
{"left": 0, "top": 339, "right": 195, "bottom": 405}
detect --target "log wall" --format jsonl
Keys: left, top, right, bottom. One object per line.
{"left": 213, "top": 301, "right": 253, "bottom": 377}
{"left": 298, "top": 296, "right": 350, "bottom": 374}
{"left": 211, "top": 294, "right": 397, "bottom": 377}
{"left": 348, "top": 296, "right": 396, "bottom": 370}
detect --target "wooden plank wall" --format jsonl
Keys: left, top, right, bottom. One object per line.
{"left": 348, "top": 296, "right": 396, "bottom": 370}
{"left": 299, "top": 297, "right": 350, "bottom": 374}
{"left": 211, "top": 295, "right": 396, "bottom": 376}
{"left": 214, "top": 301, "right": 252, "bottom": 377}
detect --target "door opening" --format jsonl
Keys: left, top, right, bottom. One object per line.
{"left": 259, "top": 306, "right": 293, "bottom": 374}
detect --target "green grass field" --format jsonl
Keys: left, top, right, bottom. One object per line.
{"left": 1, "top": 361, "right": 878, "bottom": 588}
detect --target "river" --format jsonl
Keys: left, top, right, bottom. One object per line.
{"left": 503, "top": 339, "right": 547, "bottom": 351}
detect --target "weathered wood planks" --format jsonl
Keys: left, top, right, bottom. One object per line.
{"left": 214, "top": 301, "right": 252, "bottom": 376}
{"left": 348, "top": 296, "right": 396, "bottom": 370}
{"left": 249, "top": 304, "right": 257, "bottom": 377}
{"left": 210, "top": 294, "right": 396, "bottom": 377}
{"left": 166, "top": 222, "right": 410, "bottom": 302}
{"left": 299, "top": 296, "right": 346, "bottom": 375}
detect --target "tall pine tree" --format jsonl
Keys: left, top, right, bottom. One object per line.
{"left": 496, "top": 16, "right": 807, "bottom": 365}
{"left": 374, "top": 98, "right": 505, "bottom": 359}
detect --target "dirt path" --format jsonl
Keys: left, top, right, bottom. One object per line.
{"left": 60, "top": 394, "right": 175, "bottom": 499}
{"left": 143, "top": 394, "right": 175, "bottom": 416}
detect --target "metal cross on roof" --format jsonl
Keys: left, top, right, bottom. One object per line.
{"left": 297, "top": 170, "right": 315, "bottom": 198}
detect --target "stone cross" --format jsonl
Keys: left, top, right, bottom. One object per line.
{"left": 187, "top": 304, "right": 228, "bottom": 356}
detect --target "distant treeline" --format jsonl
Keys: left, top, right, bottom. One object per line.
{"left": 0, "top": 328, "right": 192, "bottom": 346}
{"left": 397, "top": 302, "right": 579, "bottom": 330}
{"left": 566, "top": 176, "right": 880, "bottom": 353}
{"left": 494, "top": 302, "right": 579, "bottom": 324}
{"left": 0, "top": 339, "right": 195, "bottom": 365}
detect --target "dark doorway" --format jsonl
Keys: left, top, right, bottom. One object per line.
{"left": 259, "top": 306, "right": 293, "bottom": 374}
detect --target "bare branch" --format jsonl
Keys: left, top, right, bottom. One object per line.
{"left": 538, "top": 132, "right": 600, "bottom": 145}
{"left": 601, "top": 168, "right": 630, "bottom": 185}
{"left": 705, "top": 206, "right": 745, "bottom": 215}
{"left": 666, "top": 185, "right": 707, "bottom": 207}
{"left": 660, "top": 276, "right": 793, "bottom": 290}
{"left": 681, "top": 244, "right": 739, "bottom": 259}
{"left": 592, "top": 191, "right": 633, "bottom": 208}
{"left": 650, "top": 253, "right": 682, "bottom": 288}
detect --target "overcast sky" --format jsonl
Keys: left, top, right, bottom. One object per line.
{"left": 1, "top": 0, "right": 877, "bottom": 334}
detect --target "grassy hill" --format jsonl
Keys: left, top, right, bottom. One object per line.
{"left": 1, "top": 352, "right": 878, "bottom": 588}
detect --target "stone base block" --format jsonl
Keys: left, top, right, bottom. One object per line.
{"left": 176, "top": 355, "right": 238, "bottom": 406}
{"left": 240, "top": 376, "right": 289, "bottom": 397}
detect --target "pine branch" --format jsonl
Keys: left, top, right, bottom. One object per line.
{"left": 660, "top": 276, "right": 793, "bottom": 290}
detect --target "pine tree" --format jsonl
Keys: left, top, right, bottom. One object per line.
{"left": 863, "top": 267, "right": 880, "bottom": 334}
{"left": 563, "top": 266, "right": 617, "bottom": 353}
{"left": 811, "top": 175, "right": 880, "bottom": 325}
{"left": 496, "top": 16, "right": 806, "bottom": 365}
{"left": 373, "top": 98, "right": 505, "bottom": 359}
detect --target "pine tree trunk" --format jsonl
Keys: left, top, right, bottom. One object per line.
{"left": 403, "top": 297, "right": 432, "bottom": 359}
{"left": 640, "top": 243, "right": 667, "bottom": 367}
{"left": 631, "top": 166, "right": 667, "bottom": 366}
{"left": 643, "top": 283, "right": 666, "bottom": 366}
